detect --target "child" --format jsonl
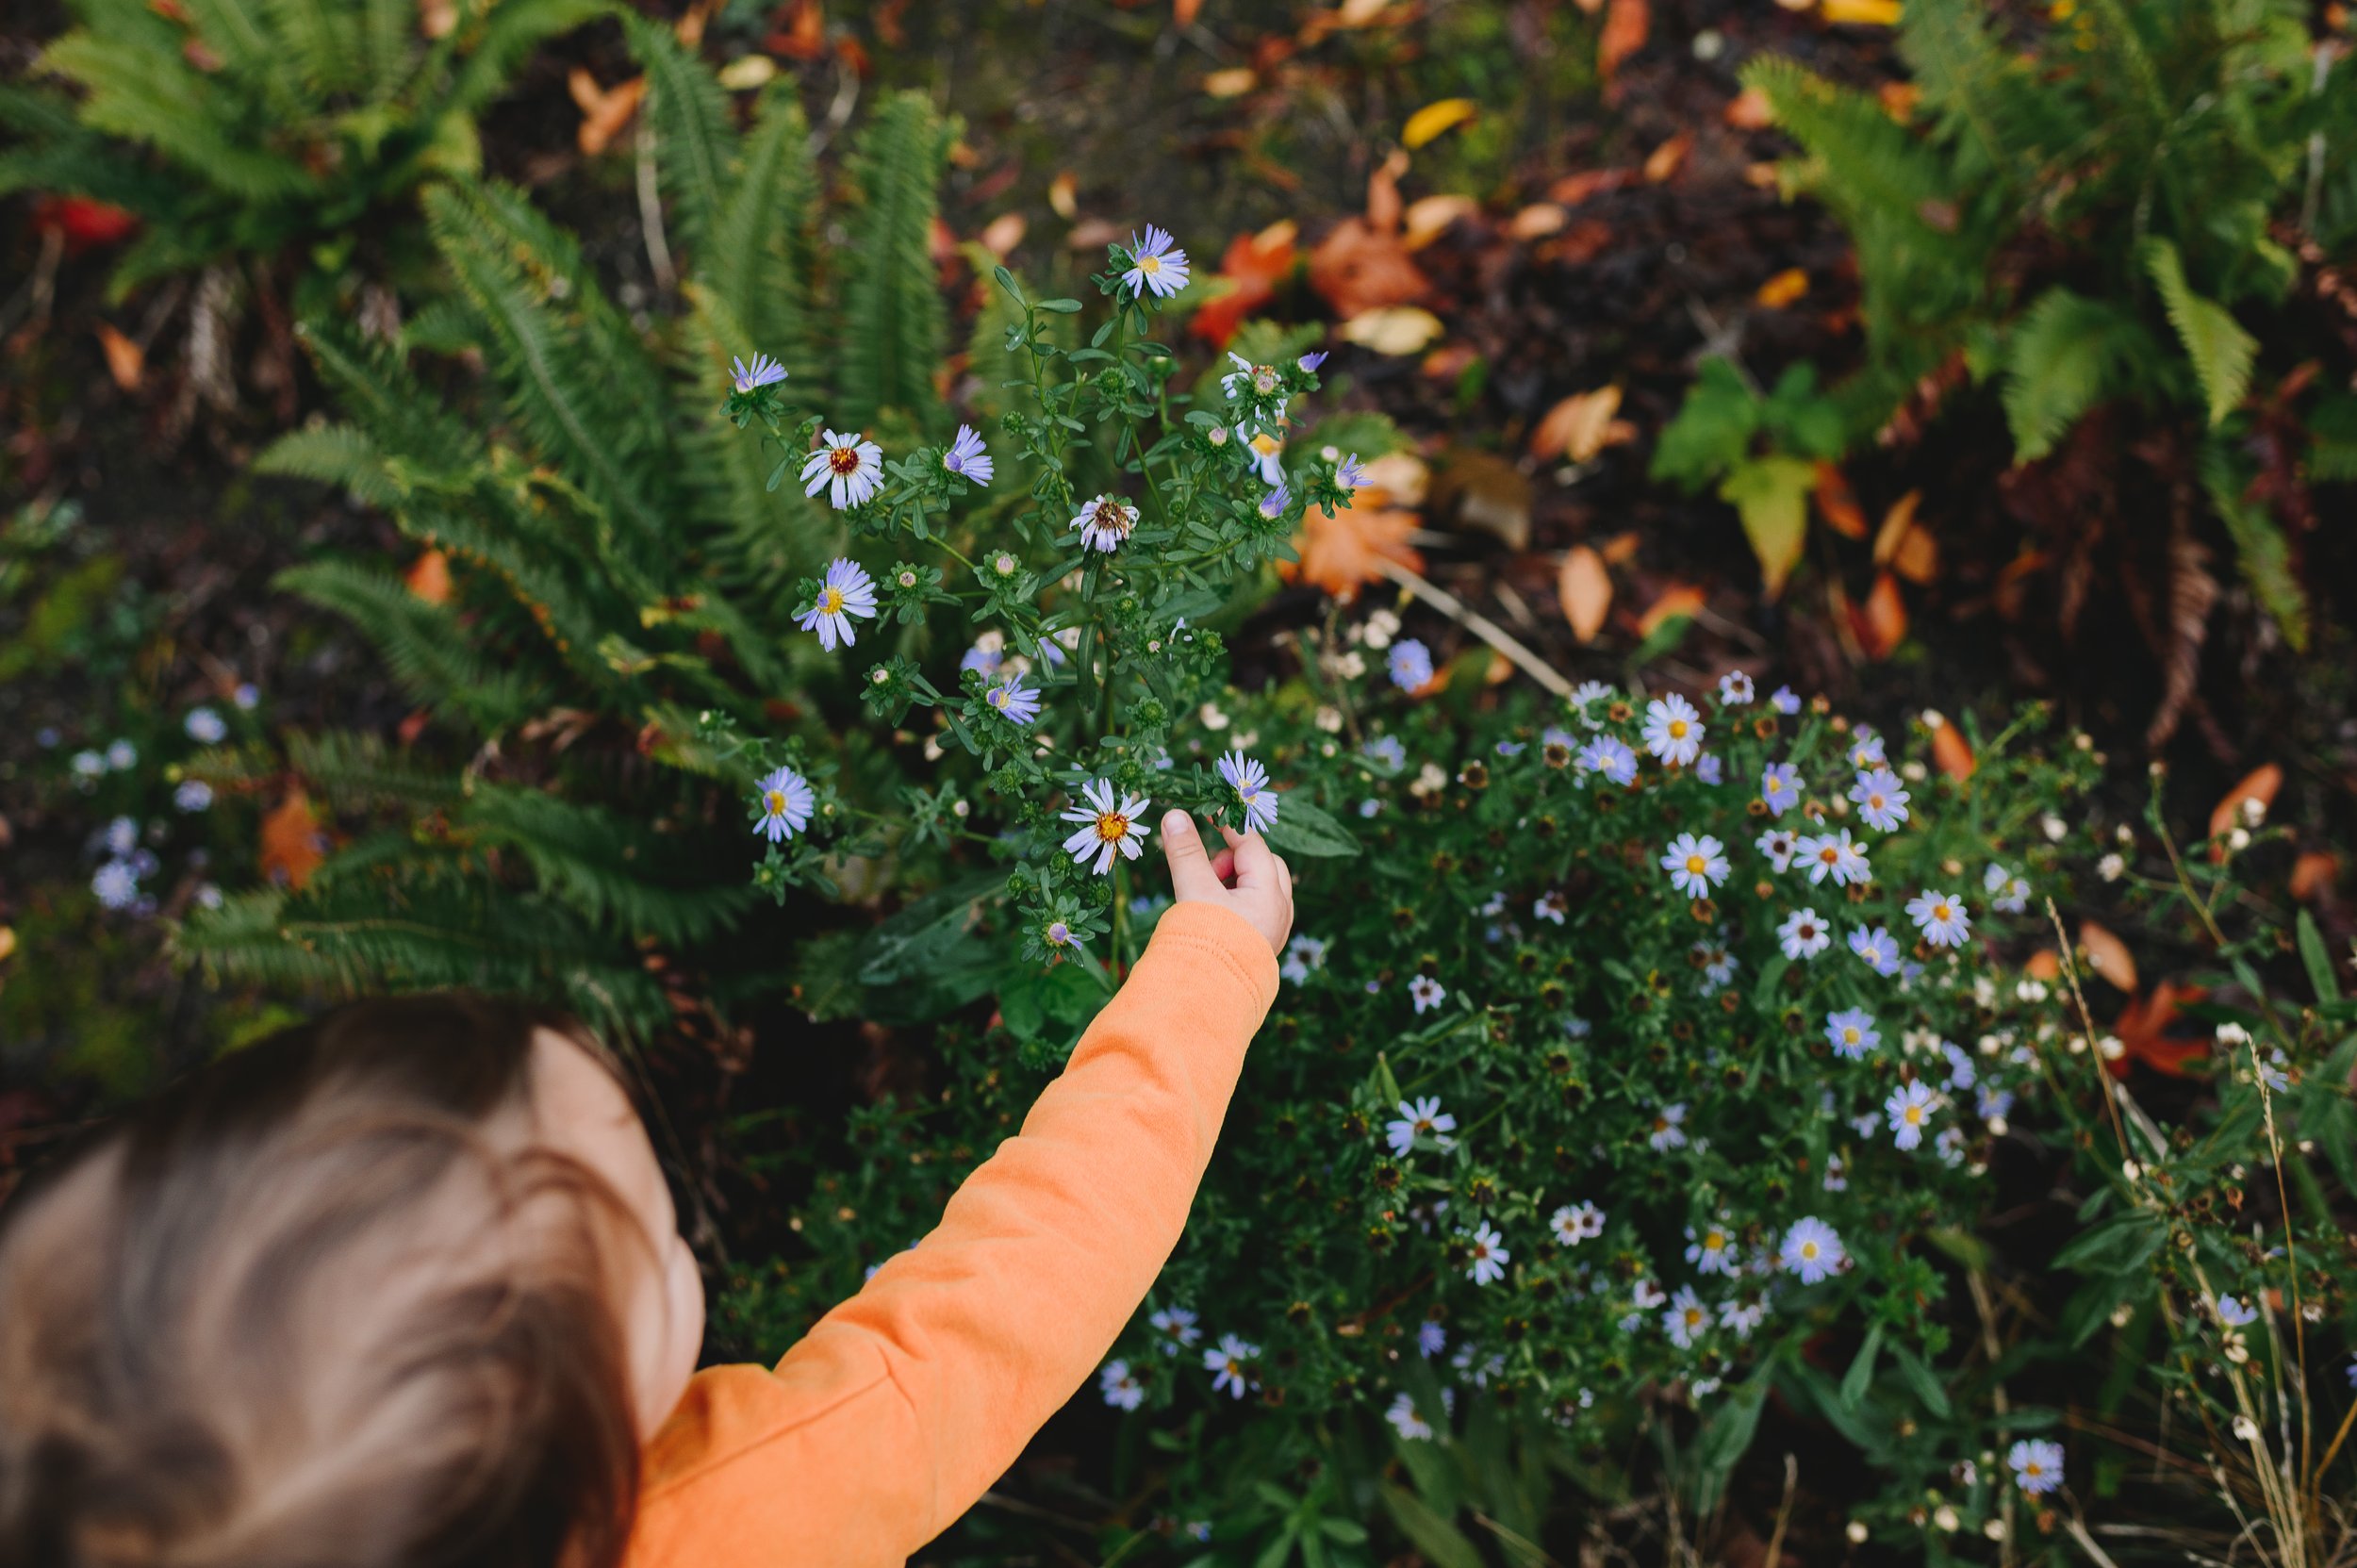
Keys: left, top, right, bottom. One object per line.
{"left": 0, "top": 811, "right": 1290, "bottom": 1568}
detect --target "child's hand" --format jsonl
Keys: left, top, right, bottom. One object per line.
{"left": 1160, "top": 810, "right": 1294, "bottom": 957}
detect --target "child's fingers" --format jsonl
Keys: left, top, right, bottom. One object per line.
{"left": 1159, "top": 810, "right": 1228, "bottom": 902}
{"left": 1210, "top": 850, "right": 1238, "bottom": 884}
{"left": 1230, "top": 831, "right": 1281, "bottom": 891}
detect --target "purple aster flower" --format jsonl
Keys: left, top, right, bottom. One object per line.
{"left": 731, "top": 351, "right": 787, "bottom": 392}
{"left": 944, "top": 424, "right": 994, "bottom": 486}
{"left": 1122, "top": 224, "right": 1191, "bottom": 298}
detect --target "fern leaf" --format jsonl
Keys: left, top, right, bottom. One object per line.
{"left": 462, "top": 785, "right": 755, "bottom": 948}
{"left": 40, "top": 30, "right": 318, "bottom": 201}
{"left": 2002, "top": 288, "right": 2150, "bottom": 462}
{"left": 293, "top": 321, "right": 482, "bottom": 472}
{"left": 838, "top": 91, "right": 951, "bottom": 426}
{"left": 2310, "top": 395, "right": 2357, "bottom": 485}
{"left": 276, "top": 559, "right": 538, "bottom": 734}
{"left": 1742, "top": 58, "right": 1953, "bottom": 236}
{"left": 2198, "top": 439, "right": 2309, "bottom": 651}
{"left": 259, "top": 0, "right": 360, "bottom": 97}
{"left": 706, "top": 80, "right": 816, "bottom": 369}
{"left": 356, "top": 0, "right": 414, "bottom": 100}
{"left": 624, "top": 10, "right": 733, "bottom": 255}
{"left": 2143, "top": 239, "right": 2257, "bottom": 427}
{"left": 286, "top": 729, "right": 463, "bottom": 810}
{"left": 446, "top": 0, "right": 612, "bottom": 114}
{"left": 254, "top": 423, "right": 405, "bottom": 508}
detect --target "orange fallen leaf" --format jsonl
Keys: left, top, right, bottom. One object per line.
{"left": 1871, "top": 490, "right": 1920, "bottom": 565}
{"left": 2209, "top": 763, "right": 2280, "bottom": 843}
{"left": 1558, "top": 547, "right": 1613, "bottom": 644}
{"left": 1599, "top": 531, "right": 1640, "bottom": 566}
{"left": 1891, "top": 520, "right": 1938, "bottom": 585}
{"left": 1175, "top": 0, "right": 1203, "bottom": 25}
{"left": 260, "top": 791, "right": 328, "bottom": 891}
{"left": 95, "top": 323, "right": 143, "bottom": 391}
{"left": 1879, "top": 81, "right": 1920, "bottom": 120}
{"left": 1048, "top": 171, "right": 1079, "bottom": 220}
{"left": 1724, "top": 87, "right": 1773, "bottom": 128}
{"left": 1637, "top": 583, "right": 1705, "bottom": 637}
{"left": 1530, "top": 385, "right": 1625, "bottom": 463}
{"left": 1929, "top": 716, "right": 1975, "bottom": 780}
{"left": 1403, "top": 194, "right": 1481, "bottom": 250}
{"left": 1402, "top": 98, "right": 1477, "bottom": 149}
{"left": 1508, "top": 203, "right": 1568, "bottom": 239}
{"left": 1642, "top": 133, "right": 1689, "bottom": 183}
{"left": 1309, "top": 219, "right": 1430, "bottom": 320}
{"left": 1822, "top": 0, "right": 1903, "bottom": 22}
{"left": 1755, "top": 268, "right": 1809, "bottom": 308}
{"left": 1854, "top": 570, "right": 1907, "bottom": 659}
{"left": 980, "top": 212, "right": 1027, "bottom": 258}
{"left": 0, "top": 926, "right": 14, "bottom": 964}
{"left": 2025, "top": 950, "right": 2062, "bottom": 981}
{"left": 420, "top": 0, "right": 457, "bottom": 38}
{"left": 1280, "top": 505, "right": 1424, "bottom": 601}
{"left": 2079, "top": 920, "right": 2138, "bottom": 992}
{"left": 1421, "top": 343, "right": 1479, "bottom": 381}
{"left": 569, "top": 70, "right": 645, "bottom": 157}
{"left": 405, "top": 548, "right": 453, "bottom": 605}
{"left": 1190, "top": 220, "right": 1298, "bottom": 347}
{"left": 2109, "top": 982, "right": 2210, "bottom": 1080}
{"left": 2291, "top": 851, "right": 2338, "bottom": 902}
{"left": 1599, "top": 0, "right": 1649, "bottom": 85}
{"left": 1549, "top": 169, "right": 1632, "bottom": 207}
{"left": 1812, "top": 462, "right": 1869, "bottom": 539}
{"left": 1202, "top": 66, "right": 1257, "bottom": 97}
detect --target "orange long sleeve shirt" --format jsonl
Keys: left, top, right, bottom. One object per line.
{"left": 625, "top": 901, "right": 1280, "bottom": 1567}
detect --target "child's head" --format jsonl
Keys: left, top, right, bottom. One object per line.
{"left": 0, "top": 994, "right": 705, "bottom": 1568}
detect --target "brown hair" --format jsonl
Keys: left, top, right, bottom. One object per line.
{"left": 0, "top": 995, "right": 643, "bottom": 1568}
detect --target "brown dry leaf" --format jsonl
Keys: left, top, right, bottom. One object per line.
{"left": 1599, "top": 532, "right": 1640, "bottom": 566}
{"left": 1879, "top": 81, "right": 1920, "bottom": 120}
{"left": 1724, "top": 87, "right": 1773, "bottom": 128}
{"left": 1402, "top": 98, "right": 1477, "bottom": 150}
{"left": 1508, "top": 203, "right": 1568, "bottom": 239}
{"left": 260, "top": 791, "right": 327, "bottom": 891}
{"left": 1174, "top": 0, "right": 1204, "bottom": 25}
{"left": 1281, "top": 506, "right": 1424, "bottom": 601}
{"left": 1812, "top": 462, "right": 1868, "bottom": 539}
{"left": 2209, "top": 763, "right": 2282, "bottom": 842}
{"left": 1530, "top": 385, "right": 1626, "bottom": 463}
{"left": 980, "top": 212, "right": 1027, "bottom": 258}
{"left": 1892, "top": 525, "right": 1937, "bottom": 584}
{"left": 1367, "top": 149, "right": 1409, "bottom": 233}
{"left": 1755, "top": 268, "right": 1808, "bottom": 308}
{"left": 405, "top": 548, "right": 453, "bottom": 605}
{"left": 95, "top": 323, "right": 143, "bottom": 390}
{"left": 1637, "top": 583, "right": 1705, "bottom": 636}
{"left": 1310, "top": 219, "right": 1431, "bottom": 318}
{"left": 1598, "top": 0, "right": 1649, "bottom": 85}
{"left": 1337, "top": 305, "right": 1443, "bottom": 355}
{"left": 768, "top": 0, "right": 825, "bottom": 58}
{"left": 1854, "top": 570, "right": 1906, "bottom": 658}
{"left": 1548, "top": 169, "right": 1631, "bottom": 207}
{"left": 1745, "top": 161, "right": 1783, "bottom": 189}
{"left": 1047, "top": 171, "right": 1079, "bottom": 220}
{"left": 1871, "top": 489, "right": 1920, "bottom": 565}
{"left": 1558, "top": 547, "right": 1613, "bottom": 644}
{"left": 1067, "top": 217, "right": 1122, "bottom": 250}
{"left": 2025, "top": 949, "right": 2062, "bottom": 981}
{"left": 1929, "top": 718, "right": 1976, "bottom": 780}
{"left": 674, "top": 0, "right": 717, "bottom": 46}
{"left": 1202, "top": 67, "right": 1257, "bottom": 97}
{"left": 1421, "top": 343, "right": 1478, "bottom": 381}
{"left": 1357, "top": 451, "right": 1429, "bottom": 509}
{"left": 1403, "top": 194, "right": 1481, "bottom": 250}
{"left": 569, "top": 70, "right": 645, "bottom": 157}
{"left": 2149, "top": 524, "right": 2218, "bottom": 751}
{"left": 2080, "top": 920, "right": 2138, "bottom": 991}
{"left": 2291, "top": 852, "right": 2339, "bottom": 901}
{"left": 1642, "top": 133, "right": 1689, "bottom": 183}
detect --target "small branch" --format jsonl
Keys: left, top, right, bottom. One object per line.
{"left": 2064, "top": 1513, "right": 2128, "bottom": 1568}
{"left": 1761, "top": 1454, "right": 1798, "bottom": 1568}
{"left": 635, "top": 122, "right": 677, "bottom": 295}
{"left": 1377, "top": 560, "right": 1574, "bottom": 700}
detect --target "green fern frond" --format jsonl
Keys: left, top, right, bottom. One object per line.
{"left": 2198, "top": 438, "right": 2308, "bottom": 650}
{"left": 276, "top": 558, "right": 539, "bottom": 734}
{"left": 259, "top": 0, "right": 361, "bottom": 98}
{"left": 707, "top": 81, "right": 816, "bottom": 369}
{"left": 355, "top": 0, "right": 415, "bottom": 101}
{"left": 625, "top": 9, "right": 733, "bottom": 256}
{"left": 286, "top": 729, "right": 464, "bottom": 810}
{"left": 254, "top": 424, "right": 406, "bottom": 508}
{"left": 2001, "top": 287, "right": 2153, "bottom": 462}
{"left": 40, "top": 30, "right": 319, "bottom": 201}
{"left": 446, "top": 0, "right": 612, "bottom": 115}
{"left": 1743, "top": 58, "right": 1953, "bottom": 236}
{"left": 838, "top": 91, "right": 952, "bottom": 426}
{"left": 463, "top": 784, "right": 756, "bottom": 948}
{"left": 2143, "top": 238, "right": 2257, "bottom": 426}
{"left": 293, "top": 321, "right": 483, "bottom": 472}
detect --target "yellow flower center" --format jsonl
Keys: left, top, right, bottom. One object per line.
{"left": 818, "top": 586, "right": 845, "bottom": 615}
{"left": 1842, "top": 1028, "right": 1860, "bottom": 1045}
{"left": 1800, "top": 1242, "right": 1820, "bottom": 1260}
{"left": 764, "top": 790, "right": 788, "bottom": 815}
{"left": 1870, "top": 793, "right": 1886, "bottom": 809}
{"left": 1904, "top": 1105, "right": 1922, "bottom": 1125}
{"left": 1139, "top": 253, "right": 1162, "bottom": 274}
{"left": 1668, "top": 719, "right": 1689, "bottom": 739}
{"left": 1250, "top": 432, "right": 1282, "bottom": 457}
{"left": 1819, "top": 846, "right": 1839, "bottom": 864}
{"left": 1685, "top": 855, "right": 1706, "bottom": 875}
{"left": 1096, "top": 812, "right": 1130, "bottom": 844}
{"left": 1935, "top": 903, "right": 1953, "bottom": 920}
{"left": 828, "top": 445, "right": 861, "bottom": 475}
{"left": 989, "top": 688, "right": 1008, "bottom": 708}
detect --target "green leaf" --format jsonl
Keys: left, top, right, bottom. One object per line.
{"left": 1888, "top": 1344, "right": 1953, "bottom": 1417}
{"left": 1265, "top": 797, "right": 1360, "bottom": 859}
{"left": 2002, "top": 288, "right": 2140, "bottom": 462}
{"left": 2198, "top": 438, "right": 2309, "bottom": 651}
{"left": 1689, "top": 1377, "right": 1769, "bottom": 1516}
{"left": 2051, "top": 1211, "right": 2166, "bottom": 1276}
{"left": 1378, "top": 1485, "right": 1485, "bottom": 1568}
{"left": 1649, "top": 357, "right": 1760, "bottom": 488}
{"left": 2299, "top": 911, "right": 2342, "bottom": 1003}
{"left": 1717, "top": 455, "right": 1817, "bottom": 599}
{"left": 1840, "top": 1324, "right": 1886, "bottom": 1410}
{"left": 2144, "top": 238, "right": 2257, "bottom": 428}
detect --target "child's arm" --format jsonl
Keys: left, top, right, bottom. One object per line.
{"left": 631, "top": 815, "right": 1289, "bottom": 1567}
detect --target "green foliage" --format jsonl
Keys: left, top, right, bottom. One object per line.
{"left": 0, "top": 0, "right": 606, "bottom": 295}
{"left": 837, "top": 92, "right": 957, "bottom": 427}
{"left": 1664, "top": 0, "right": 2352, "bottom": 643}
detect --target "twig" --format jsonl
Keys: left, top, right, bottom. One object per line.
{"left": 635, "top": 122, "right": 676, "bottom": 295}
{"left": 2065, "top": 1513, "right": 2128, "bottom": 1568}
{"left": 1761, "top": 1453, "right": 1798, "bottom": 1568}
{"left": 1377, "top": 560, "right": 1574, "bottom": 699}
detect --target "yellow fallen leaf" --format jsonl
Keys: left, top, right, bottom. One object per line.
{"left": 1403, "top": 98, "right": 1477, "bottom": 150}
{"left": 1755, "top": 268, "right": 1808, "bottom": 308}
{"left": 980, "top": 212, "right": 1027, "bottom": 258}
{"left": 1202, "top": 67, "right": 1258, "bottom": 97}
{"left": 717, "top": 55, "right": 777, "bottom": 91}
{"left": 1871, "top": 489, "right": 1921, "bottom": 566}
{"left": 0, "top": 926, "right": 15, "bottom": 964}
{"left": 1508, "top": 203, "right": 1568, "bottom": 239}
{"left": 1530, "top": 385, "right": 1625, "bottom": 463}
{"left": 2079, "top": 920, "right": 2138, "bottom": 992}
{"left": 1357, "top": 451, "right": 1429, "bottom": 509}
{"left": 1338, "top": 305, "right": 1445, "bottom": 355}
{"left": 1403, "top": 194, "right": 1481, "bottom": 250}
{"left": 1822, "top": 0, "right": 1903, "bottom": 22}
{"left": 1048, "top": 171, "right": 1078, "bottom": 221}
{"left": 1558, "top": 546, "right": 1613, "bottom": 644}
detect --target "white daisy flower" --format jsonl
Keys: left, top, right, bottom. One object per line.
{"left": 1385, "top": 1096, "right": 1457, "bottom": 1157}
{"left": 1778, "top": 1217, "right": 1845, "bottom": 1283}
{"left": 1218, "top": 750, "right": 1279, "bottom": 834}
{"left": 943, "top": 424, "right": 994, "bottom": 486}
{"left": 800, "top": 429, "right": 884, "bottom": 509}
{"left": 1664, "top": 1285, "right": 1711, "bottom": 1348}
{"left": 1648, "top": 1102, "right": 1689, "bottom": 1152}
{"left": 1238, "top": 424, "right": 1286, "bottom": 486}
{"left": 1794, "top": 828, "right": 1871, "bottom": 887}
{"left": 1641, "top": 693, "right": 1706, "bottom": 767}
{"left": 754, "top": 766, "right": 816, "bottom": 843}
{"left": 1686, "top": 1218, "right": 1739, "bottom": 1277}
{"left": 1204, "top": 1333, "right": 1258, "bottom": 1398}
{"left": 1059, "top": 779, "right": 1151, "bottom": 874}
{"left": 1778, "top": 907, "right": 1832, "bottom": 960}
{"left": 1983, "top": 862, "right": 2030, "bottom": 913}
{"left": 1906, "top": 889, "right": 1972, "bottom": 948}
{"left": 1385, "top": 1392, "right": 1435, "bottom": 1441}
{"left": 1070, "top": 493, "right": 1141, "bottom": 553}
{"left": 1464, "top": 1222, "right": 1509, "bottom": 1285}
{"left": 1099, "top": 1359, "right": 1145, "bottom": 1410}
{"left": 1757, "top": 827, "right": 1800, "bottom": 871}
{"left": 1550, "top": 1201, "right": 1605, "bottom": 1245}
{"left": 1886, "top": 1081, "right": 1937, "bottom": 1149}
{"left": 1717, "top": 671, "right": 1754, "bottom": 705}
{"left": 1150, "top": 1305, "right": 1202, "bottom": 1350}
{"left": 1660, "top": 832, "right": 1730, "bottom": 900}
{"left": 1848, "top": 767, "right": 1910, "bottom": 832}
{"left": 1409, "top": 974, "right": 1446, "bottom": 1014}
{"left": 797, "top": 557, "right": 879, "bottom": 651}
